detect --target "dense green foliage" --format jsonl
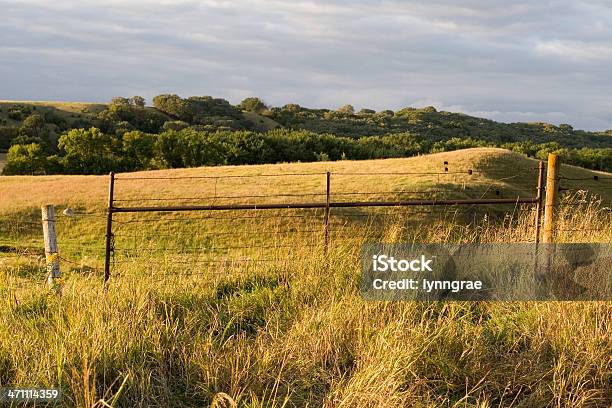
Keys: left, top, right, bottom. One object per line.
{"left": 1, "top": 95, "right": 611, "bottom": 175}
{"left": 3, "top": 127, "right": 610, "bottom": 175}
{"left": 267, "top": 104, "right": 612, "bottom": 148}
{"left": 237, "top": 97, "right": 268, "bottom": 113}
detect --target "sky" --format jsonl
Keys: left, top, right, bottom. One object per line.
{"left": 2, "top": 0, "right": 612, "bottom": 131}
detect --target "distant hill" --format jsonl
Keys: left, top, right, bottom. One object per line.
{"left": 0, "top": 100, "right": 105, "bottom": 124}
{"left": 266, "top": 104, "right": 612, "bottom": 148}
{"left": 0, "top": 98, "right": 282, "bottom": 150}
{"left": 0, "top": 96, "right": 610, "bottom": 175}
{"left": 1, "top": 98, "right": 610, "bottom": 148}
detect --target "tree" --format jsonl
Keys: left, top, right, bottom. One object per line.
{"left": 238, "top": 97, "right": 267, "bottom": 113}
{"left": 2, "top": 143, "right": 53, "bottom": 175}
{"left": 337, "top": 104, "right": 355, "bottom": 115}
{"left": 20, "top": 113, "right": 46, "bottom": 139}
{"left": 130, "top": 96, "right": 146, "bottom": 107}
{"left": 358, "top": 108, "right": 375, "bottom": 115}
{"left": 58, "top": 127, "right": 118, "bottom": 174}
{"left": 99, "top": 98, "right": 165, "bottom": 134}
{"left": 110, "top": 97, "right": 130, "bottom": 107}
{"left": 121, "top": 131, "right": 157, "bottom": 170}
{"left": 282, "top": 103, "right": 301, "bottom": 112}
{"left": 152, "top": 94, "right": 192, "bottom": 121}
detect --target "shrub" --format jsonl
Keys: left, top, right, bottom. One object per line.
{"left": 238, "top": 97, "right": 268, "bottom": 113}
{"left": 58, "top": 128, "right": 119, "bottom": 174}
{"left": 2, "top": 143, "right": 58, "bottom": 175}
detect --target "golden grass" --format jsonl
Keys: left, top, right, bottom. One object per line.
{"left": 0, "top": 204, "right": 610, "bottom": 407}
{"left": 1, "top": 147, "right": 610, "bottom": 215}
{"left": 0, "top": 148, "right": 611, "bottom": 407}
{"left": 0, "top": 100, "right": 107, "bottom": 115}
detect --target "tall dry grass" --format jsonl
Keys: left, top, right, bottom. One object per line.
{"left": 0, "top": 194, "right": 611, "bottom": 407}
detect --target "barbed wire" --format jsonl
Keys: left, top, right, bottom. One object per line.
{"left": 114, "top": 242, "right": 319, "bottom": 253}
{"left": 331, "top": 170, "right": 474, "bottom": 176}
{"left": 112, "top": 258, "right": 281, "bottom": 265}
{"left": 556, "top": 228, "right": 610, "bottom": 232}
{"left": 559, "top": 174, "right": 612, "bottom": 181}
{"left": 113, "top": 229, "right": 321, "bottom": 239}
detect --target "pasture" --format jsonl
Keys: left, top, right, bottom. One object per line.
{"left": 0, "top": 148, "right": 611, "bottom": 407}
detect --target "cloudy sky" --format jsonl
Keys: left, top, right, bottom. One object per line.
{"left": 2, "top": 0, "right": 612, "bottom": 130}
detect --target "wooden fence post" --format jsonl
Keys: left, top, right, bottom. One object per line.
{"left": 324, "top": 171, "right": 331, "bottom": 254}
{"left": 542, "top": 154, "right": 560, "bottom": 244}
{"left": 534, "top": 160, "right": 545, "bottom": 243}
{"left": 104, "top": 172, "right": 115, "bottom": 287}
{"left": 41, "top": 204, "right": 61, "bottom": 294}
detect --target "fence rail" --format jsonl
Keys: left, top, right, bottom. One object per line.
{"left": 4, "top": 153, "right": 612, "bottom": 287}
{"left": 102, "top": 161, "right": 546, "bottom": 284}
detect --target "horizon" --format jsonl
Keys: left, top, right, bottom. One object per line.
{"left": 2, "top": 1, "right": 612, "bottom": 131}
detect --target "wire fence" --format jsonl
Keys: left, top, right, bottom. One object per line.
{"left": 1, "top": 160, "right": 611, "bottom": 284}
{"left": 99, "top": 163, "right": 544, "bottom": 282}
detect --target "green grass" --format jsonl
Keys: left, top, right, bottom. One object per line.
{"left": 0, "top": 148, "right": 611, "bottom": 407}
{"left": 241, "top": 111, "right": 282, "bottom": 131}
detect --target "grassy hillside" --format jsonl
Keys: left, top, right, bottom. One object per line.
{"left": 1, "top": 148, "right": 610, "bottom": 214}
{"left": 0, "top": 149, "right": 611, "bottom": 407}
{"left": 0, "top": 99, "right": 278, "bottom": 134}
{"left": 0, "top": 100, "right": 105, "bottom": 125}
{"left": 241, "top": 111, "right": 282, "bottom": 131}
{"left": 0, "top": 100, "right": 279, "bottom": 131}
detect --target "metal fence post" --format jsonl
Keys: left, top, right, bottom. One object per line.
{"left": 42, "top": 204, "right": 61, "bottom": 294}
{"left": 534, "top": 160, "right": 545, "bottom": 243}
{"left": 104, "top": 172, "right": 115, "bottom": 286}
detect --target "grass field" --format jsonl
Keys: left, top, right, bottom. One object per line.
{"left": 0, "top": 100, "right": 106, "bottom": 127}
{"left": 0, "top": 148, "right": 611, "bottom": 407}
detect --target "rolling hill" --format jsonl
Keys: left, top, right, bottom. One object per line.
{"left": 0, "top": 148, "right": 611, "bottom": 407}
{"left": 0, "top": 147, "right": 610, "bottom": 215}
{"left": 0, "top": 100, "right": 281, "bottom": 131}
{"left": 1, "top": 98, "right": 611, "bottom": 176}
{"left": 0, "top": 100, "right": 106, "bottom": 125}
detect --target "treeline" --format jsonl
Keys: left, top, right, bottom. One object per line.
{"left": 3, "top": 127, "right": 611, "bottom": 175}
{"left": 265, "top": 104, "right": 612, "bottom": 148}
{"left": 1, "top": 95, "right": 611, "bottom": 175}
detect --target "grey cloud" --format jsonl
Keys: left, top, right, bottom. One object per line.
{"left": 1, "top": 0, "right": 611, "bottom": 130}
